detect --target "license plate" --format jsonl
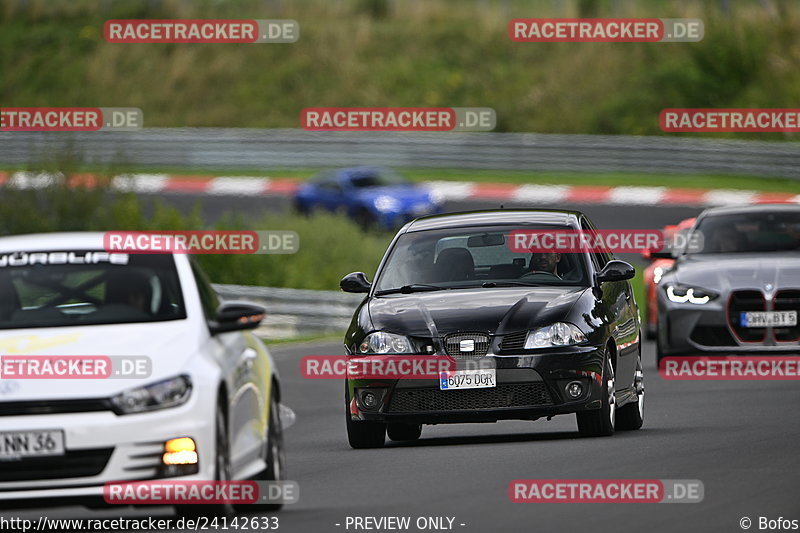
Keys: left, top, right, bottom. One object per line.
{"left": 439, "top": 369, "right": 496, "bottom": 390}
{"left": 740, "top": 311, "right": 797, "bottom": 328}
{"left": 0, "top": 430, "right": 65, "bottom": 459}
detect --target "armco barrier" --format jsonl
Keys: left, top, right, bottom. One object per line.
{"left": 213, "top": 283, "right": 363, "bottom": 339}
{"left": 1, "top": 128, "right": 799, "bottom": 178}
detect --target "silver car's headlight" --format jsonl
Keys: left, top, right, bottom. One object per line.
{"left": 111, "top": 375, "right": 192, "bottom": 415}
{"left": 665, "top": 284, "right": 717, "bottom": 305}
{"left": 359, "top": 331, "right": 414, "bottom": 354}
{"left": 524, "top": 323, "right": 586, "bottom": 349}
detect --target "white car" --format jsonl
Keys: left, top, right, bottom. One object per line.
{"left": 0, "top": 233, "right": 285, "bottom": 513}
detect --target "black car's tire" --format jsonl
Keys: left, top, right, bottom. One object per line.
{"left": 345, "top": 388, "right": 385, "bottom": 449}
{"left": 387, "top": 423, "right": 422, "bottom": 442}
{"left": 576, "top": 356, "right": 615, "bottom": 437}
{"left": 175, "top": 403, "right": 234, "bottom": 518}
{"left": 236, "top": 389, "right": 285, "bottom": 513}
{"left": 616, "top": 355, "right": 644, "bottom": 431}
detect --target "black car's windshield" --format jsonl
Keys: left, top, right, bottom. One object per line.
{"left": 0, "top": 251, "right": 186, "bottom": 329}
{"left": 690, "top": 211, "right": 800, "bottom": 254}
{"left": 374, "top": 225, "right": 591, "bottom": 292}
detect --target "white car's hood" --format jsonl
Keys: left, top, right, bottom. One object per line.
{"left": 0, "top": 320, "right": 200, "bottom": 401}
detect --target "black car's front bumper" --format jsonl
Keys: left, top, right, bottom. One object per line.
{"left": 347, "top": 346, "right": 606, "bottom": 425}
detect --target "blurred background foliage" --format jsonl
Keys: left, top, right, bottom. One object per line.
{"left": 1, "top": 0, "right": 798, "bottom": 138}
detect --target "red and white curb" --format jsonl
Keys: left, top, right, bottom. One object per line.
{"left": 0, "top": 171, "right": 797, "bottom": 207}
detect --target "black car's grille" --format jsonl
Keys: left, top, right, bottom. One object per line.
{"left": 387, "top": 384, "right": 553, "bottom": 413}
{"left": 500, "top": 331, "right": 528, "bottom": 351}
{"left": 774, "top": 290, "right": 800, "bottom": 342}
{"left": 444, "top": 333, "right": 489, "bottom": 359}
{"left": 728, "top": 290, "right": 766, "bottom": 342}
{"left": 0, "top": 399, "right": 111, "bottom": 417}
{"left": 0, "top": 448, "right": 113, "bottom": 482}
{"left": 690, "top": 326, "right": 737, "bottom": 347}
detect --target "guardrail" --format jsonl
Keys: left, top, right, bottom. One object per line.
{"left": 213, "top": 283, "right": 362, "bottom": 339}
{"left": 2, "top": 128, "right": 799, "bottom": 178}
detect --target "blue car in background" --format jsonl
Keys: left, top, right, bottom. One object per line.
{"left": 293, "top": 167, "right": 443, "bottom": 230}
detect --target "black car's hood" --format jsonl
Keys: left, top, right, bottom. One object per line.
{"left": 675, "top": 253, "right": 800, "bottom": 291}
{"left": 368, "top": 287, "right": 587, "bottom": 337}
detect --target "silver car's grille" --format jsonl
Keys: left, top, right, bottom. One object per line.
{"left": 774, "top": 290, "right": 800, "bottom": 342}
{"left": 444, "top": 333, "right": 489, "bottom": 359}
{"left": 728, "top": 290, "right": 766, "bottom": 343}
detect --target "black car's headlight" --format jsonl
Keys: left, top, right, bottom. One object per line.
{"left": 664, "top": 283, "right": 718, "bottom": 305}
{"left": 110, "top": 375, "right": 192, "bottom": 415}
{"left": 524, "top": 323, "right": 587, "bottom": 349}
{"left": 359, "top": 331, "right": 414, "bottom": 354}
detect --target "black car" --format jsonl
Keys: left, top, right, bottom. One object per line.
{"left": 656, "top": 204, "right": 800, "bottom": 363}
{"left": 340, "top": 209, "right": 644, "bottom": 448}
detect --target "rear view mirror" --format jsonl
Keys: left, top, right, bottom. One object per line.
{"left": 467, "top": 233, "right": 505, "bottom": 247}
{"left": 210, "top": 301, "right": 265, "bottom": 335}
{"left": 596, "top": 260, "right": 635, "bottom": 283}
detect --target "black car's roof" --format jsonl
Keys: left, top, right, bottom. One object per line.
{"left": 700, "top": 204, "right": 800, "bottom": 217}
{"left": 405, "top": 209, "right": 585, "bottom": 232}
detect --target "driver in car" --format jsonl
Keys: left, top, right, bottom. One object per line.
{"left": 529, "top": 251, "right": 562, "bottom": 278}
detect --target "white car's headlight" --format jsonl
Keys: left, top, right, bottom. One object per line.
{"left": 359, "top": 331, "right": 414, "bottom": 354}
{"left": 665, "top": 284, "right": 717, "bottom": 305}
{"left": 111, "top": 375, "right": 192, "bottom": 415}
{"left": 524, "top": 323, "right": 587, "bottom": 349}
{"left": 374, "top": 195, "right": 401, "bottom": 212}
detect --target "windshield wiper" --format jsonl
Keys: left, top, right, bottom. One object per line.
{"left": 481, "top": 281, "right": 543, "bottom": 288}
{"left": 375, "top": 284, "right": 446, "bottom": 296}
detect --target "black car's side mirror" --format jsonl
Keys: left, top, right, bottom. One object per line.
{"left": 210, "top": 301, "right": 266, "bottom": 335}
{"left": 596, "top": 260, "right": 635, "bottom": 283}
{"left": 340, "top": 272, "right": 372, "bottom": 293}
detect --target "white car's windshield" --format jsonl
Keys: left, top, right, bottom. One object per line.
{"left": 0, "top": 251, "right": 186, "bottom": 329}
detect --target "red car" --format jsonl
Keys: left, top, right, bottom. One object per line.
{"left": 641, "top": 217, "right": 696, "bottom": 339}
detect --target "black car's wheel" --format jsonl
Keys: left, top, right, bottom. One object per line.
{"left": 644, "top": 321, "right": 657, "bottom": 341}
{"left": 293, "top": 199, "right": 310, "bottom": 216}
{"left": 345, "top": 388, "right": 385, "bottom": 448}
{"left": 616, "top": 355, "right": 644, "bottom": 431}
{"left": 238, "top": 388, "right": 285, "bottom": 512}
{"left": 387, "top": 423, "right": 422, "bottom": 442}
{"left": 176, "top": 403, "right": 234, "bottom": 517}
{"left": 576, "top": 356, "right": 615, "bottom": 437}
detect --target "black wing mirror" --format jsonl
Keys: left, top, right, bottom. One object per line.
{"left": 210, "top": 301, "right": 266, "bottom": 335}
{"left": 596, "top": 260, "right": 635, "bottom": 283}
{"left": 340, "top": 272, "right": 372, "bottom": 293}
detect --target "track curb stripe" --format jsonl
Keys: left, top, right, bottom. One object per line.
{"left": 2, "top": 171, "right": 798, "bottom": 207}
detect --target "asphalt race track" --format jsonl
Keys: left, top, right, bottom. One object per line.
{"left": 2, "top": 197, "right": 797, "bottom": 532}
{"left": 270, "top": 339, "right": 800, "bottom": 533}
